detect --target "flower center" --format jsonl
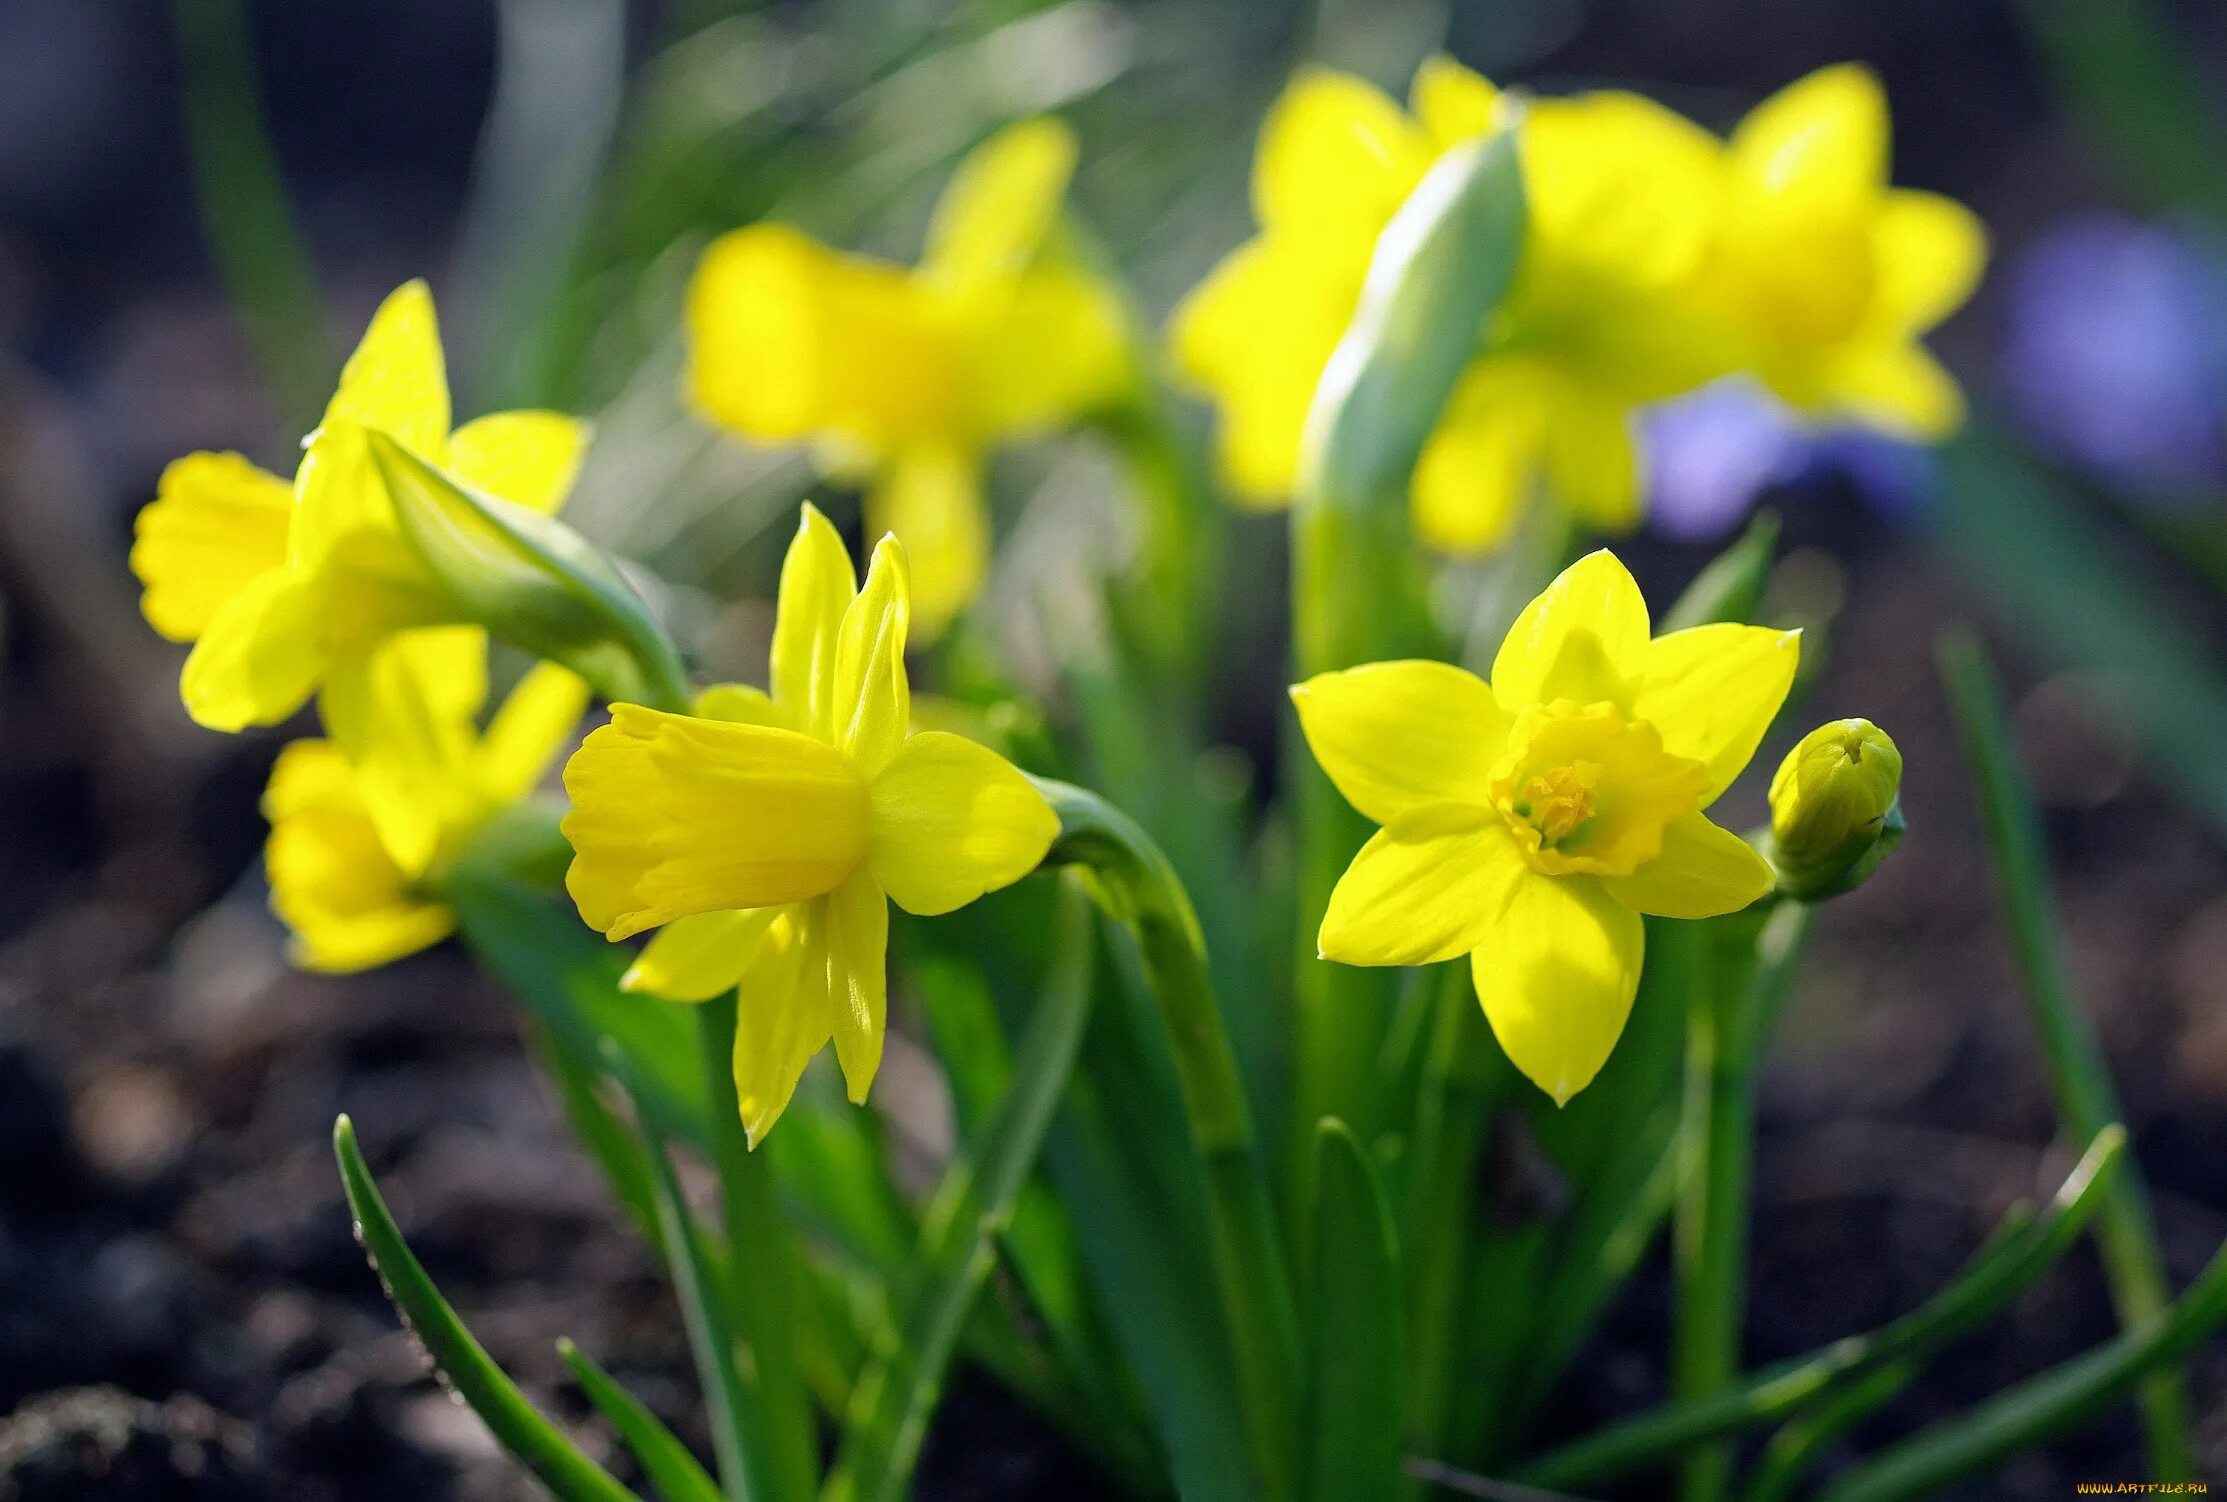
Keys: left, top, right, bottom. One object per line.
{"left": 1490, "top": 700, "right": 1710, "bottom": 877}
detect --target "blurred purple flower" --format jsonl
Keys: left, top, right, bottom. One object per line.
{"left": 1641, "top": 379, "right": 1935, "bottom": 541}
{"left": 2003, "top": 213, "right": 2227, "bottom": 503}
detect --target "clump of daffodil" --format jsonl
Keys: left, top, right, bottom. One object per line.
{"left": 264, "top": 648, "right": 589, "bottom": 973}
{"left": 132, "top": 280, "right": 589, "bottom": 736}
{"left": 1291, "top": 551, "right": 1798, "bottom": 1104}
{"left": 1173, "top": 58, "right": 1730, "bottom": 553}
{"left": 685, "top": 119, "right": 1132, "bottom": 641}
{"left": 1699, "top": 64, "right": 1986, "bottom": 438}
{"left": 1769, "top": 717, "right": 1904, "bottom": 901}
{"left": 561, "top": 504, "right": 1060, "bottom": 1143}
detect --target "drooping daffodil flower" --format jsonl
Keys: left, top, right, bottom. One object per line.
{"left": 1291, "top": 551, "right": 1798, "bottom": 1104}
{"left": 263, "top": 647, "right": 589, "bottom": 973}
{"left": 1699, "top": 64, "right": 1987, "bottom": 440}
{"left": 684, "top": 119, "right": 1133, "bottom": 640}
{"left": 561, "top": 505, "right": 1060, "bottom": 1143}
{"left": 133, "top": 281, "right": 589, "bottom": 869}
{"left": 1173, "top": 58, "right": 1730, "bottom": 553}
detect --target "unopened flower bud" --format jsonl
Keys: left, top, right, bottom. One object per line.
{"left": 1768, "top": 719, "right": 1903, "bottom": 900}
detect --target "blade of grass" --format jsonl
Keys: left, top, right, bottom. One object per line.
{"left": 560, "top": 1337, "right": 725, "bottom": 1502}
{"left": 1937, "top": 628, "right": 2194, "bottom": 1478}
{"left": 1518, "top": 1126, "right": 2124, "bottom": 1491}
{"left": 330, "top": 1116, "right": 642, "bottom": 1502}
{"left": 169, "top": 0, "right": 331, "bottom": 428}
{"left": 1302, "top": 1119, "right": 1405, "bottom": 1502}
{"left": 1813, "top": 1219, "right": 2227, "bottom": 1502}
{"left": 825, "top": 878, "right": 1098, "bottom": 1502}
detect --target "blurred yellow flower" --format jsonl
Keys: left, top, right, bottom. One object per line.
{"left": 264, "top": 651, "right": 589, "bottom": 973}
{"left": 1173, "top": 59, "right": 1730, "bottom": 552}
{"left": 1700, "top": 64, "right": 1986, "bottom": 438}
{"left": 561, "top": 505, "right": 1059, "bottom": 1143}
{"left": 685, "top": 119, "right": 1132, "bottom": 640}
{"left": 132, "top": 280, "right": 590, "bottom": 740}
{"left": 1291, "top": 552, "right": 1797, "bottom": 1103}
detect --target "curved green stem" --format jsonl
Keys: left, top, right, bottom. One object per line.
{"left": 1032, "top": 776, "right": 1300, "bottom": 1502}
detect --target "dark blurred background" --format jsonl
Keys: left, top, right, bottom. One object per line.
{"left": 2, "top": 1, "right": 2226, "bottom": 1497}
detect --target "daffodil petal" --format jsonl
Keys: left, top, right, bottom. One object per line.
{"left": 868, "top": 446, "right": 983, "bottom": 645}
{"left": 131, "top": 451, "right": 294, "bottom": 642}
{"left": 1491, "top": 549, "right": 1651, "bottom": 710}
{"left": 1600, "top": 810, "right": 1773, "bottom": 918}
{"left": 1871, "top": 189, "right": 1986, "bottom": 334}
{"left": 1632, "top": 623, "right": 1801, "bottom": 803}
{"left": 1254, "top": 68, "right": 1430, "bottom": 236}
{"left": 562, "top": 707, "right": 870, "bottom": 940}
{"left": 321, "top": 280, "right": 451, "bottom": 456}
{"left": 834, "top": 535, "right": 912, "bottom": 779}
{"left": 1524, "top": 91, "right": 1723, "bottom": 288}
{"left": 771, "top": 502, "right": 857, "bottom": 737}
{"left": 1411, "top": 367, "right": 1543, "bottom": 555}
{"left": 624, "top": 907, "right": 782, "bottom": 1002}
{"left": 923, "top": 117, "right": 1076, "bottom": 286}
{"left": 969, "top": 264, "right": 1133, "bottom": 439}
{"left": 867, "top": 730, "right": 1058, "bottom": 916}
{"left": 1470, "top": 869, "right": 1644, "bottom": 1106}
{"left": 733, "top": 903, "right": 834, "bottom": 1147}
{"left": 695, "top": 682, "right": 785, "bottom": 727}
{"left": 1730, "top": 63, "right": 1887, "bottom": 217}
{"left": 181, "top": 569, "right": 329, "bottom": 732}
{"left": 1823, "top": 340, "right": 1965, "bottom": 439}
{"left": 1318, "top": 812, "right": 1523, "bottom": 967}
{"left": 447, "top": 410, "right": 590, "bottom": 515}
{"left": 825, "top": 869, "right": 889, "bottom": 1103}
{"left": 1289, "top": 660, "right": 1509, "bottom": 826}
{"left": 319, "top": 647, "right": 480, "bottom": 877}
{"left": 476, "top": 662, "right": 591, "bottom": 805}
{"left": 1543, "top": 390, "right": 1642, "bottom": 534}
{"left": 1409, "top": 55, "right": 1501, "bottom": 151}
{"left": 262, "top": 740, "right": 451, "bottom": 974}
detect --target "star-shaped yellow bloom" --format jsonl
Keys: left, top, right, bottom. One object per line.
{"left": 1173, "top": 58, "right": 1730, "bottom": 553}
{"left": 561, "top": 505, "right": 1060, "bottom": 1143}
{"left": 264, "top": 645, "right": 589, "bottom": 974}
{"left": 1291, "top": 551, "right": 1799, "bottom": 1104}
{"left": 1700, "top": 64, "right": 1987, "bottom": 438}
{"left": 685, "top": 119, "right": 1132, "bottom": 640}
{"left": 132, "top": 280, "right": 589, "bottom": 735}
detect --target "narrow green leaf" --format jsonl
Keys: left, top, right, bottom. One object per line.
{"left": 559, "top": 1338, "right": 724, "bottom": 1502}
{"left": 330, "top": 1116, "right": 642, "bottom": 1502}
{"left": 1519, "top": 1127, "right": 2125, "bottom": 1490}
{"left": 1661, "top": 512, "right": 1782, "bottom": 632}
{"left": 370, "top": 431, "right": 692, "bottom": 712}
{"left": 1815, "top": 1215, "right": 2227, "bottom": 1502}
{"left": 826, "top": 879, "right": 1099, "bottom": 1502}
{"left": 1302, "top": 1120, "right": 1404, "bottom": 1502}
{"left": 1938, "top": 628, "right": 2194, "bottom": 1476}
{"left": 604, "top": 1051, "right": 769, "bottom": 1502}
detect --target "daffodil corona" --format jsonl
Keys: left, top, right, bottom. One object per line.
{"left": 685, "top": 120, "right": 1132, "bottom": 639}
{"left": 1292, "top": 552, "right": 1798, "bottom": 1103}
{"left": 561, "top": 506, "right": 1060, "bottom": 1143}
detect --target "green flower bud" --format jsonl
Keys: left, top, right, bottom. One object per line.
{"left": 1768, "top": 719, "right": 1904, "bottom": 901}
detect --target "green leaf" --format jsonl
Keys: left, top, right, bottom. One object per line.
{"left": 1938, "top": 629, "right": 2194, "bottom": 1476}
{"left": 1301, "top": 1120, "right": 1404, "bottom": 1502}
{"left": 369, "top": 430, "right": 692, "bottom": 712}
{"left": 1661, "top": 512, "right": 1781, "bottom": 632}
{"left": 826, "top": 879, "right": 1099, "bottom": 1502}
{"left": 559, "top": 1338, "right": 724, "bottom": 1502}
{"left": 330, "top": 1116, "right": 643, "bottom": 1502}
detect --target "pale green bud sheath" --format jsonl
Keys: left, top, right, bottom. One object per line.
{"left": 1768, "top": 719, "right": 1904, "bottom": 901}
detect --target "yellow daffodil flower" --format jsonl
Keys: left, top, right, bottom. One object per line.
{"left": 263, "top": 652, "right": 590, "bottom": 973}
{"left": 561, "top": 505, "right": 1060, "bottom": 1143}
{"left": 1173, "top": 59, "right": 1730, "bottom": 553}
{"left": 1291, "top": 551, "right": 1798, "bottom": 1104}
{"left": 1701, "top": 64, "right": 1986, "bottom": 437}
{"left": 685, "top": 119, "right": 1132, "bottom": 640}
{"left": 131, "top": 279, "right": 589, "bottom": 739}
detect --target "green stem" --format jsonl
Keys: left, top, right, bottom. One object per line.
{"left": 169, "top": 0, "right": 332, "bottom": 430}
{"left": 696, "top": 1004, "right": 820, "bottom": 1502}
{"left": 1033, "top": 777, "right": 1301, "bottom": 1502}
{"left": 1672, "top": 904, "right": 1808, "bottom": 1502}
{"left": 1938, "top": 630, "right": 2194, "bottom": 1480}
